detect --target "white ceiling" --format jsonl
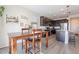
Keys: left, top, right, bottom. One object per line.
{"left": 21, "top": 5, "right": 79, "bottom": 20}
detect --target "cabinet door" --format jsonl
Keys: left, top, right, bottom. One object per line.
{"left": 56, "top": 31, "right": 65, "bottom": 42}
{"left": 59, "top": 31, "right": 65, "bottom": 42}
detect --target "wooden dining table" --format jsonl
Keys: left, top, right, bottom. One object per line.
{"left": 9, "top": 31, "right": 48, "bottom": 54}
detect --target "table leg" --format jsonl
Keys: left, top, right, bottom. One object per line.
{"left": 39, "top": 33, "right": 42, "bottom": 53}
{"left": 46, "top": 32, "right": 48, "bottom": 48}
{"left": 9, "top": 38, "right": 11, "bottom": 54}
{"left": 12, "top": 39, "right": 17, "bottom": 54}
{"left": 32, "top": 36, "right": 35, "bottom": 54}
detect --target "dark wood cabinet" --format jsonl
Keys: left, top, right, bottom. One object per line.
{"left": 40, "top": 16, "right": 68, "bottom": 27}
{"left": 40, "top": 16, "right": 44, "bottom": 26}
{"left": 40, "top": 16, "right": 52, "bottom": 26}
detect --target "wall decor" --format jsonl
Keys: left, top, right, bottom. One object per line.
{"left": 31, "top": 22, "right": 38, "bottom": 29}
{"left": 0, "top": 6, "right": 5, "bottom": 17}
{"left": 6, "top": 15, "right": 18, "bottom": 23}
{"left": 21, "top": 15, "right": 28, "bottom": 19}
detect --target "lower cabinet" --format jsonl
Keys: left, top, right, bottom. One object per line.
{"left": 56, "top": 30, "right": 65, "bottom": 42}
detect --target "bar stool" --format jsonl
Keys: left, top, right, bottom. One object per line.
{"left": 69, "top": 32, "right": 76, "bottom": 46}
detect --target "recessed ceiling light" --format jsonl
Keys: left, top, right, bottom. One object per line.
{"left": 60, "top": 8, "right": 64, "bottom": 11}
{"left": 63, "top": 12, "right": 66, "bottom": 14}
{"left": 53, "top": 15, "right": 56, "bottom": 16}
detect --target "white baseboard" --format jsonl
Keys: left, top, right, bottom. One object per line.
{"left": 0, "top": 45, "right": 9, "bottom": 49}
{"left": 0, "top": 43, "right": 22, "bottom": 49}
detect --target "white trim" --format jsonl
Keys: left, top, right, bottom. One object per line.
{"left": 65, "top": 30, "right": 69, "bottom": 44}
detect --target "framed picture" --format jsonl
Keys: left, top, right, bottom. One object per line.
{"left": 31, "top": 22, "right": 38, "bottom": 29}
{"left": 6, "top": 15, "right": 18, "bottom": 23}
{"left": 20, "top": 15, "right": 28, "bottom": 27}
{"left": 21, "top": 15, "right": 28, "bottom": 20}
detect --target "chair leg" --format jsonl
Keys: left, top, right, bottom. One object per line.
{"left": 25, "top": 40, "right": 28, "bottom": 53}
{"left": 32, "top": 40, "right": 35, "bottom": 54}
{"left": 22, "top": 40, "right": 24, "bottom": 49}
{"left": 39, "top": 40, "right": 42, "bottom": 54}
{"left": 34, "top": 41, "right": 36, "bottom": 50}
{"left": 74, "top": 37, "right": 76, "bottom": 47}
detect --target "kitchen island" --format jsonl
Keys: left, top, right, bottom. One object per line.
{"left": 56, "top": 30, "right": 69, "bottom": 44}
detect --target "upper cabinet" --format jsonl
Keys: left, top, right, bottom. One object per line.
{"left": 40, "top": 16, "right": 52, "bottom": 26}
{"left": 40, "top": 16, "right": 68, "bottom": 26}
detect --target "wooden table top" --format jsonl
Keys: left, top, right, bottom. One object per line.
{"left": 8, "top": 32, "right": 28, "bottom": 38}
{"left": 8, "top": 31, "right": 48, "bottom": 37}
{"left": 8, "top": 32, "right": 43, "bottom": 40}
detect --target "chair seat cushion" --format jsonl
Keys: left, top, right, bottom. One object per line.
{"left": 34, "top": 37, "right": 40, "bottom": 41}
{"left": 28, "top": 38, "right": 33, "bottom": 41}
{"left": 27, "top": 37, "right": 40, "bottom": 41}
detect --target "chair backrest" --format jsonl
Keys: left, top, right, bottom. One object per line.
{"left": 68, "top": 32, "right": 75, "bottom": 41}
{"left": 32, "top": 29, "right": 42, "bottom": 38}
{"left": 21, "top": 28, "right": 29, "bottom": 34}
{"left": 32, "top": 29, "right": 42, "bottom": 33}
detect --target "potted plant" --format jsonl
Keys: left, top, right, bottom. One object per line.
{"left": 0, "top": 6, "right": 5, "bottom": 17}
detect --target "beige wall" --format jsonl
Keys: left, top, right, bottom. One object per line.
{"left": 0, "top": 6, "right": 40, "bottom": 48}
{"left": 69, "top": 17, "right": 79, "bottom": 32}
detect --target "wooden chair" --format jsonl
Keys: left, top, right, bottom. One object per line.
{"left": 21, "top": 28, "right": 42, "bottom": 54}
{"left": 22, "top": 28, "right": 34, "bottom": 53}
{"left": 21, "top": 28, "right": 29, "bottom": 49}
{"left": 25, "top": 29, "right": 42, "bottom": 54}
{"left": 31, "top": 29, "right": 42, "bottom": 53}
